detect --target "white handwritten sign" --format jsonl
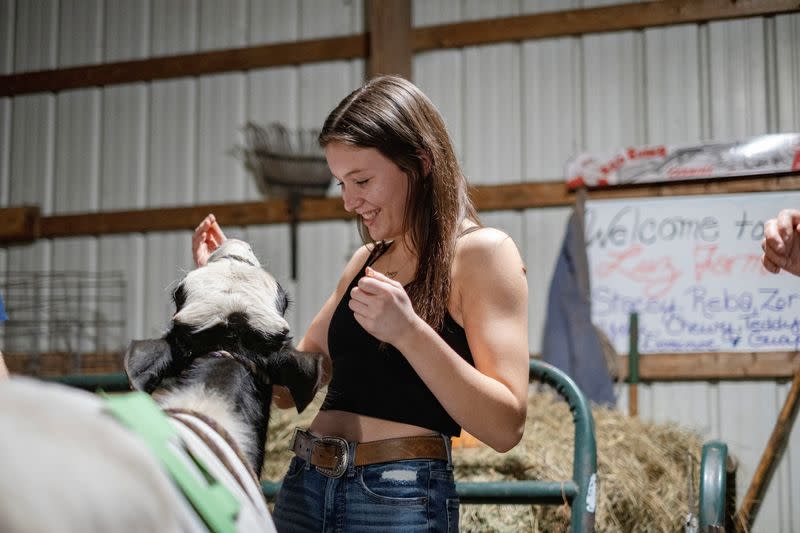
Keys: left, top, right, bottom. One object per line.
{"left": 586, "top": 192, "right": 800, "bottom": 353}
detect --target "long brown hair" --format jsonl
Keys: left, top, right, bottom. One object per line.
{"left": 319, "top": 75, "right": 479, "bottom": 332}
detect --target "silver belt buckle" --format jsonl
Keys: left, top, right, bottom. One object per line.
{"left": 290, "top": 427, "right": 303, "bottom": 453}
{"left": 315, "top": 436, "right": 349, "bottom": 478}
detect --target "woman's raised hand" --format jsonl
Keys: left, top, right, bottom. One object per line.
{"left": 192, "top": 214, "right": 227, "bottom": 267}
{"left": 762, "top": 209, "right": 800, "bottom": 277}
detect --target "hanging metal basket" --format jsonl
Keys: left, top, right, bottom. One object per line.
{"left": 238, "top": 121, "right": 333, "bottom": 198}
{"left": 234, "top": 122, "right": 334, "bottom": 280}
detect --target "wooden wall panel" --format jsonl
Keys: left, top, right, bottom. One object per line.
{"left": 412, "top": 0, "right": 464, "bottom": 162}
{"left": 103, "top": 0, "right": 151, "bottom": 62}
{"left": 248, "top": 0, "right": 298, "bottom": 44}
{"left": 582, "top": 31, "right": 645, "bottom": 152}
{"left": 643, "top": 24, "right": 703, "bottom": 144}
{"left": 463, "top": 42, "right": 521, "bottom": 185}
{"left": 199, "top": 0, "right": 247, "bottom": 51}
{"left": 151, "top": 0, "right": 199, "bottom": 56}
{"left": 300, "top": 0, "right": 364, "bottom": 40}
{"left": 57, "top": 0, "right": 103, "bottom": 68}
{"left": 462, "top": 0, "right": 519, "bottom": 20}
{"left": 147, "top": 80, "right": 197, "bottom": 207}
{"left": 775, "top": 14, "right": 800, "bottom": 133}
{"left": 461, "top": 1, "right": 522, "bottom": 186}
{"left": 521, "top": 37, "right": 582, "bottom": 180}
{"left": 0, "top": 0, "right": 15, "bottom": 75}
{"left": 196, "top": 1, "right": 249, "bottom": 204}
{"left": 708, "top": 19, "right": 769, "bottom": 138}
{"left": 13, "top": 0, "right": 57, "bottom": 73}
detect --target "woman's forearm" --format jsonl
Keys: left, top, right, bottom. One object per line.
{"left": 395, "top": 319, "right": 527, "bottom": 452}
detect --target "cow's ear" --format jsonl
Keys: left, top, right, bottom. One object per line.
{"left": 172, "top": 282, "right": 187, "bottom": 312}
{"left": 261, "top": 346, "right": 325, "bottom": 413}
{"left": 124, "top": 339, "right": 174, "bottom": 392}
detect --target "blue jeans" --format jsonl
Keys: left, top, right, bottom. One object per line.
{"left": 272, "top": 438, "right": 460, "bottom": 532}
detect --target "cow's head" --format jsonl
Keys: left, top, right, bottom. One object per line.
{"left": 124, "top": 239, "right": 324, "bottom": 412}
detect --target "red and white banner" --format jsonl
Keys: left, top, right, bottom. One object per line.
{"left": 566, "top": 133, "right": 800, "bottom": 189}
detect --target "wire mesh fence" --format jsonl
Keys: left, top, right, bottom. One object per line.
{"left": 0, "top": 271, "right": 126, "bottom": 375}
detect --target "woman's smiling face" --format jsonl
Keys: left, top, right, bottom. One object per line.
{"left": 325, "top": 142, "right": 410, "bottom": 242}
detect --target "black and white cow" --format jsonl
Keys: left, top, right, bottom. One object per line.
{"left": 0, "top": 239, "right": 323, "bottom": 533}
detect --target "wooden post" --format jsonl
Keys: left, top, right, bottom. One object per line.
{"left": 735, "top": 370, "right": 800, "bottom": 532}
{"left": 366, "top": 0, "right": 412, "bottom": 80}
{"left": 628, "top": 312, "right": 639, "bottom": 417}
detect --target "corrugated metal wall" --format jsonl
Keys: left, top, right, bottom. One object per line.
{"left": 1, "top": 1, "right": 798, "bottom": 530}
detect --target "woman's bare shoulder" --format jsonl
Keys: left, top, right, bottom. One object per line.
{"left": 451, "top": 227, "right": 526, "bottom": 317}
{"left": 455, "top": 226, "right": 521, "bottom": 262}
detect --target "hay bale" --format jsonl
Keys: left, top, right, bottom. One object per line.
{"left": 261, "top": 395, "right": 321, "bottom": 480}
{"left": 455, "top": 390, "right": 703, "bottom": 532}
{"left": 263, "top": 389, "right": 703, "bottom": 532}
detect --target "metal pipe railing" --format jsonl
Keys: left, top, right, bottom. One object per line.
{"left": 699, "top": 440, "right": 738, "bottom": 531}
{"left": 526, "top": 359, "right": 598, "bottom": 532}
{"left": 49, "top": 359, "right": 598, "bottom": 532}
{"left": 51, "top": 372, "right": 129, "bottom": 391}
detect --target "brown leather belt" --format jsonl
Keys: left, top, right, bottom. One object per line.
{"left": 290, "top": 428, "right": 449, "bottom": 478}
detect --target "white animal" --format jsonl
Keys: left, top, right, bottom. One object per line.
{"left": 0, "top": 239, "right": 324, "bottom": 532}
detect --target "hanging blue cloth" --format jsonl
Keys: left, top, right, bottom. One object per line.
{"left": 541, "top": 210, "right": 616, "bottom": 407}
{"left": 0, "top": 293, "right": 7, "bottom": 321}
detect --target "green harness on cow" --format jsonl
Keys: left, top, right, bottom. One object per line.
{"left": 103, "top": 391, "right": 240, "bottom": 533}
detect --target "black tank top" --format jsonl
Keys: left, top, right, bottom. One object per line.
{"left": 320, "top": 243, "right": 475, "bottom": 436}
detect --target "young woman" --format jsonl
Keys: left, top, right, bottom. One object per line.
{"left": 193, "top": 75, "right": 529, "bottom": 532}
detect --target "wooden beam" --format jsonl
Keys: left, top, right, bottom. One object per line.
{"left": 413, "top": 0, "right": 800, "bottom": 52}
{"left": 367, "top": 0, "right": 412, "bottom": 80}
{"left": 617, "top": 352, "right": 800, "bottom": 381}
{"left": 0, "top": 34, "right": 367, "bottom": 97}
{"left": 7, "top": 350, "right": 798, "bottom": 381}
{"left": 473, "top": 173, "right": 800, "bottom": 210}
{"left": 1, "top": 173, "right": 798, "bottom": 242}
{"left": 3, "top": 1, "right": 797, "bottom": 96}
{"left": 0, "top": 206, "right": 40, "bottom": 242}
{"left": 37, "top": 197, "right": 353, "bottom": 239}
{"left": 3, "top": 351, "right": 124, "bottom": 377}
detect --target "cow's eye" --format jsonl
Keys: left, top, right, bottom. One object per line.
{"left": 276, "top": 284, "right": 291, "bottom": 315}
